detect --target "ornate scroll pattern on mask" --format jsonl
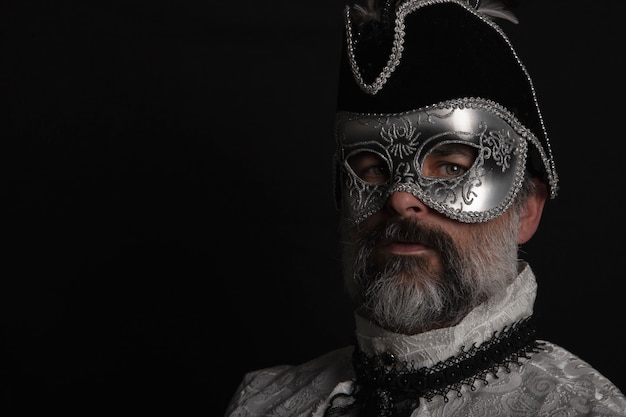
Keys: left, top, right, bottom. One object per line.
{"left": 336, "top": 98, "right": 528, "bottom": 224}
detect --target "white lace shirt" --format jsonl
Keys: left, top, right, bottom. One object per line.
{"left": 224, "top": 263, "right": 626, "bottom": 417}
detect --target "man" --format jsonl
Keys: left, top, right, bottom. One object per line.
{"left": 224, "top": 0, "right": 626, "bottom": 416}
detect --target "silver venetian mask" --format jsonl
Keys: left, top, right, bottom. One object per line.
{"left": 335, "top": 97, "right": 544, "bottom": 224}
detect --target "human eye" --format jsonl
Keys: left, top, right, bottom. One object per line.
{"left": 422, "top": 143, "right": 477, "bottom": 178}
{"left": 347, "top": 151, "right": 390, "bottom": 184}
{"left": 437, "top": 162, "right": 467, "bottom": 177}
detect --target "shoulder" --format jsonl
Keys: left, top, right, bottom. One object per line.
{"left": 224, "top": 346, "right": 355, "bottom": 417}
{"left": 522, "top": 340, "right": 626, "bottom": 415}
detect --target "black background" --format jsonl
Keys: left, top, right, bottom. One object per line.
{"left": 4, "top": 1, "right": 626, "bottom": 415}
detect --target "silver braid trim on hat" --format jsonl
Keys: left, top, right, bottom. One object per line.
{"left": 344, "top": 0, "right": 558, "bottom": 199}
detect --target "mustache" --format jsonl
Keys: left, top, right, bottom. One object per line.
{"left": 359, "top": 217, "right": 454, "bottom": 253}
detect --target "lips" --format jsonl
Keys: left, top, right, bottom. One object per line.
{"left": 383, "top": 240, "right": 431, "bottom": 255}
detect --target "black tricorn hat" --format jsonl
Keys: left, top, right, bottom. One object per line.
{"left": 336, "top": 0, "right": 558, "bottom": 198}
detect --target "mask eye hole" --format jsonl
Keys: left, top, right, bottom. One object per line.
{"left": 421, "top": 142, "right": 478, "bottom": 178}
{"left": 347, "top": 151, "right": 390, "bottom": 184}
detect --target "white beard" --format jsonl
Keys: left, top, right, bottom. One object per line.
{"left": 341, "top": 210, "right": 521, "bottom": 334}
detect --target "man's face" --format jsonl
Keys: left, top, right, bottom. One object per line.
{"left": 335, "top": 98, "right": 534, "bottom": 334}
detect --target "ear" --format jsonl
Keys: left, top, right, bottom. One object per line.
{"left": 517, "top": 178, "right": 548, "bottom": 244}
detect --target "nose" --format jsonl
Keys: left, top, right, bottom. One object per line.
{"left": 386, "top": 191, "right": 431, "bottom": 219}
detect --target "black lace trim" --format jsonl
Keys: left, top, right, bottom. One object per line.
{"left": 324, "top": 317, "right": 543, "bottom": 417}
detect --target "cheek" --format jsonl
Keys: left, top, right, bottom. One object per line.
{"left": 445, "top": 223, "right": 479, "bottom": 246}
{"left": 449, "top": 212, "right": 516, "bottom": 247}
{"left": 360, "top": 211, "right": 386, "bottom": 230}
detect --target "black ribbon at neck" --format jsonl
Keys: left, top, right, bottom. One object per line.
{"left": 324, "top": 317, "right": 543, "bottom": 417}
